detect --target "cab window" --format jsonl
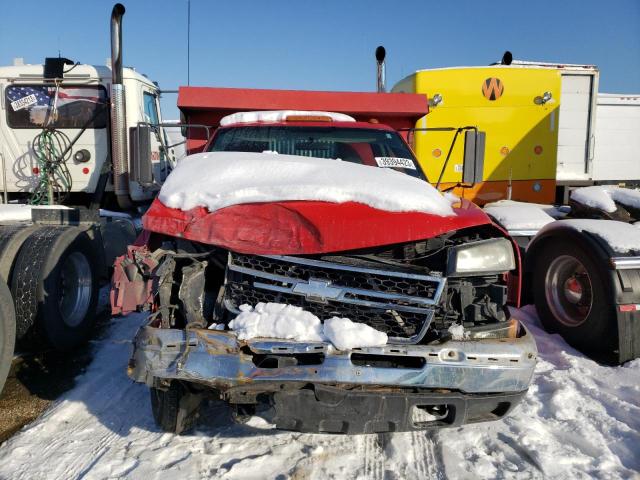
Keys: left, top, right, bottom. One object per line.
{"left": 5, "top": 85, "right": 107, "bottom": 129}
{"left": 143, "top": 92, "right": 160, "bottom": 125}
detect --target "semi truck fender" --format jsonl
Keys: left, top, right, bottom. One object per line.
{"left": 525, "top": 222, "right": 640, "bottom": 363}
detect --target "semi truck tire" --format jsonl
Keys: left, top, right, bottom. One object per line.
{"left": 533, "top": 237, "right": 616, "bottom": 353}
{"left": 150, "top": 383, "right": 203, "bottom": 434}
{"left": 11, "top": 226, "right": 100, "bottom": 351}
{"left": 0, "top": 225, "right": 39, "bottom": 285}
{"left": 0, "top": 280, "right": 16, "bottom": 394}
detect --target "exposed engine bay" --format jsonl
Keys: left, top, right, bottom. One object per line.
{"left": 114, "top": 226, "right": 517, "bottom": 345}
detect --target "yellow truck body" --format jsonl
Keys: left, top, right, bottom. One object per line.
{"left": 393, "top": 67, "right": 562, "bottom": 204}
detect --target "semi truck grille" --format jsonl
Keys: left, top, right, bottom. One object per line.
{"left": 224, "top": 253, "right": 446, "bottom": 343}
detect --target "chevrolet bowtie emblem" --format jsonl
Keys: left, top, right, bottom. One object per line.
{"left": 292, "top": 279, "right": 343, "bottom": 300}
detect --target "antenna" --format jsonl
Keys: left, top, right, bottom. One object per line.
{"left": 187, "top": 0, "right": 191, "bottom": 85}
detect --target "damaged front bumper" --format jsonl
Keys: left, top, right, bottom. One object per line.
{"left": 129, "top": 320, "right": 537, "bottom": 433}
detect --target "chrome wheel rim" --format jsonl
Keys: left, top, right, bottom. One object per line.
{"left": 59, "top": 252, "right": 92, "bottom": 327}
{"left": 544, "top": 255, "right": 593, "bottom": 327}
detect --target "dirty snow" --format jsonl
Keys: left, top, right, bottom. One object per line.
{"left": 219, "top": 110, "right": 355, "bottom": 126}
{"left": 323, "top": 317, "right": 388, "bottom": 351}
{"left": 228, "top": 302, "right": 387, "bottom": 350}
{"left": 158, "top": 152, "right": 455, "bottom": 216}
{"left": 543, "top": 219, "right": 640, "bottom": 253}
{"left": 571, "top": 185, "right": 640, "bottom": 213}
{"left": 484, "top": 201, "right": 556, "bottom": 230}
{"left": 447, "top": 323, "right": 467, "bottom": 340}
{"left": 0, "top": 307, "right": 638, "bottom": 479}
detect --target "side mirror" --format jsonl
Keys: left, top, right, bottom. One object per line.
{"left": 462, "top": 130, "right": 485, "bottom": 184}
{"left": 130, "top": 125, "right": 154, "bottom": 186}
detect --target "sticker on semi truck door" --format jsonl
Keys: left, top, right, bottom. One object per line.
{"left": 375, "top": 157, "right": 416, "bottom": 170}
{"left": 10, "top": 94, "right": 38, "bottom": 111}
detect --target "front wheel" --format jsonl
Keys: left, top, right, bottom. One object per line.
{"left": 150, "top": 382, "right": 203, "bottom": 434}
{"left": 533, "top": 237, "right": 616, "bottom": 353}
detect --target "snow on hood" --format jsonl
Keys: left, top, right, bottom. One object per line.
{"left": 158, "top": 152, "right": 455, "bottom": 217}
{"left": 571, "top": 185, "right": 640, "bottom": 213}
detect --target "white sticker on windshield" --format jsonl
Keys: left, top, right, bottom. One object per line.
{"left": 10, "top": 94, "right": 38, "bottom": 112}
{"left": 375, "top": 157, "right": 416, "bottom": 170}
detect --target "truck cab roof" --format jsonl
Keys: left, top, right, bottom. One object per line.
{"left": 0, "top": 63, "right": 157, "bottom": 88}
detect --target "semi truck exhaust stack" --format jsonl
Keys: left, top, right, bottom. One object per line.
{"left": 376, "top": 46, "right": 386, "bottom": 93}
{"left": 110, "top": 3, "right": 132, "bottom": 208}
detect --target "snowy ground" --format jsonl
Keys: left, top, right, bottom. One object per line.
{"left": 0, "top": 308, "right": 638, "bottom": 480}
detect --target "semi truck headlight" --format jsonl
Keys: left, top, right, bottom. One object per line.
{"left": 447, "top": 238, "right": 515, "bottom": 276}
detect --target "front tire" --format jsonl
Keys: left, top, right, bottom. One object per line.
{"left": 150, "top": 382, "right": 203, "bottom": 434}
{"left": 533, "top": 237, "right": 616, "bottom": 352}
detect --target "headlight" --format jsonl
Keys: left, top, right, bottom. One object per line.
{"left": 447, "top": 238, "right": 515, "bottom": 276}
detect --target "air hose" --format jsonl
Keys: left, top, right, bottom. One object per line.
{"left": 30, "top": 128, "right": 73, "bottom": 205}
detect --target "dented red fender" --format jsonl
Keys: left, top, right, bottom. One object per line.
{"left": 142, "top": 198, "right": 492, "bottom": 255}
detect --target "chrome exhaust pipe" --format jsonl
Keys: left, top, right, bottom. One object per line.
{"left": 375, "top": 46, "right": 386, "bottom": 93}
{"left": 110, "top": 3, "right": 132, "bottom": 208}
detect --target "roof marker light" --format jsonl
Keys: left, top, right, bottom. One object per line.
{"left": 285, "top": 115, "right": 332, "bottom": 122}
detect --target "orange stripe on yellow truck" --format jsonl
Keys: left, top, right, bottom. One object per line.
{"left": 393, "top": 67, "right": 561, "bottom": 204}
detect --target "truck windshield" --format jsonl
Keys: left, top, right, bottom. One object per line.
{"left": 209, "top": 126, "right": 426, "bottom": 180}
{"left": 5, "top": 85, "right": 108, "bottom": 129}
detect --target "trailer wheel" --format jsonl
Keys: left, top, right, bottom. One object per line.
{"left": 0, "top": 280, "right": 16, "bottom": 394}
{"left": 533, "top": 238, "right": 616, "bottom": 352}
{"left": 11, "top": 226, "right": 99, "bottom": 351}
{"left": 150, "top": 383, "right": 203, "bottom": 434}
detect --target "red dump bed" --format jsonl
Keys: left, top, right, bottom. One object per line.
{"left": 177, "top": 86, "right": 429, "bottom": 153}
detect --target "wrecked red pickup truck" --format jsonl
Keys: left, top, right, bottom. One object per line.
{"left": 112, "top": 111, "right": 537, "bottom": 434}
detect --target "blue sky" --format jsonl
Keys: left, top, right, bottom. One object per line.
{"left": 1, "top": 0, "right": 639, "bottom": 119}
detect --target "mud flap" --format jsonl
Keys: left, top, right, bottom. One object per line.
{"left": 176, "top": 390, "right": 205, "bottom": 434}
{"left": 272, "top": 384, "right": 526, "bottom": 434}
{"left": 612, "top": 268, "right": 640, "bottom": 363}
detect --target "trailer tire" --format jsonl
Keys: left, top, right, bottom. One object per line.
{"left": 11, "top": 226, "right": 99, "bottom": 351}
{"left": 150, "top": 383, "right": 203, "bottom": 434}
{"left": 533, "top": 237, "right": 616, "bottom": 352}
{"left": 0, "top": 280, "right": 16, "bottom": 394}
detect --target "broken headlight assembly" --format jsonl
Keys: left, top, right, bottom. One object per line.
{"left": 447, "top": 238, "right": 515, "bottom": 277}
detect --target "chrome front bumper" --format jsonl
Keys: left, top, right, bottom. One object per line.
{"left": 129, "top": 321, "right": 537, "bottom": 395}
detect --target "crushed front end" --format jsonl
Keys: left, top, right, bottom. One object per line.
{"left": 117, "top": 225, "right": 537, "bottom": 434}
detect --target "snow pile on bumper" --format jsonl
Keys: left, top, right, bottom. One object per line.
{"left": 227, "top": 302, "right": 388, "bottom": 350}
{"left": 158, "top": 152, "right": 455, "bottom": 216}
{"left": 484, "top": 201, "right": 556, "bottom": 230}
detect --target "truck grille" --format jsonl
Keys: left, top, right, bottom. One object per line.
{"left": 224, "top": 253, "right": 446, "bottom": 343}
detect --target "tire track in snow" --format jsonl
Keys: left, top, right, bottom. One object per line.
{"left": 412, "top": 430, "right": 445, "bottom": 480}
{"left": 362, "top": 433, "right": 384, "bottom": 480}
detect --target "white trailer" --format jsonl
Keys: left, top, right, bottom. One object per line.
{"left": 592, "top": 94, "right": 640, "bottom": 185}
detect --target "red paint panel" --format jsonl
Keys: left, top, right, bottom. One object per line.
{"left": 142, "top": 198, "right": 491, "bottom": 255}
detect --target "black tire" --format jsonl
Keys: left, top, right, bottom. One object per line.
{"left": 150, "top": 384, "right": 183, "bottom": 433}
{"left": 11, "top": 226, "right": 100, "bottom": 351}
{"left": 0, "top": 225, "right": 39, "bottom": 285}
{"left": 533, "top": 237, "right": 616, "bottom": 352}
{"left": 150, "top": 382, "right": 203, "bottom": 433}
{"left": 0, "top": 280, "right": 16, "bottom": 394}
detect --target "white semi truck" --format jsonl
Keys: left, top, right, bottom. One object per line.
{"left": 0, "top": 4, "right": 186, "bottom": 392}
